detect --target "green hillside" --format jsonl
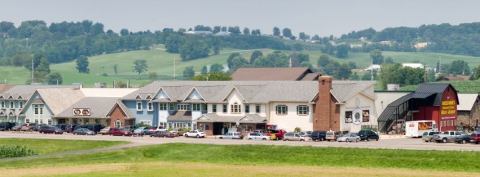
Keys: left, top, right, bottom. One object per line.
{"left": 1, "top": 47, "right": 479, "bottom": 87}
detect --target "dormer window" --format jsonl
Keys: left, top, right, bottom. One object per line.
{"left": 136, "top": 101, "right": 143, "bottom": 111}
{"left": 230, "top": 103, "right": 241, "bottom": 114}
{"left": 146, "top": 95, "right": 152, "bottom": 100}
{"left": 136, "top": 95, "right": 142, "bottom": 100}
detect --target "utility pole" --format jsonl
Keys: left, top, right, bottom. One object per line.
{"left": 31, "top": 57, "right": 34, "bottom": 84}
{"left": 173, "top": 56, "right": 176, "bottom": 80}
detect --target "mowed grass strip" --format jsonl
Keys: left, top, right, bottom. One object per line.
{"left": 0, "top": 138, "right": 126, "bottom": 155}
{"left": 6, "top": 162, "right": 480, "bottom": 177}
{"left": 2, "top": 143, "right": 480, "bottom": 173}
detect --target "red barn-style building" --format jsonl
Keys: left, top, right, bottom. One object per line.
{"left": 378, "top": 83, "right": 459, "bottom": 133}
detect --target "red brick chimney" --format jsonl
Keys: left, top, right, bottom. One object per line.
{"left": 313, "top": 76, "right": 339, "bottom": 131}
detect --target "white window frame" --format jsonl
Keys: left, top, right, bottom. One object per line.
{"left": 177, "top": 104, "right": 191, "bottom": 111}
{"left": 10, "top": 101, "right": 14, "bottom": 108}
{"left": 159, "top": 103, "right": 168, "bottom": 111}
{"left": 255, "top": 104, "right": 261, "bottom": 113}
{"left": 115, "top": 120, "right": 122, "bottom": 128}
{"left": 275, "top": 105, "right": 288, "bottom": 115}
{"left": 296, "top": 105, "right": 309, "bottom": 116}
{"left": 245, "top": 104, "right": 250, "bottom": 113}
{"left": 147, "top": 102, "right": 153, "bottom": 111}
{"left": 0, "top": 101, "right": 4, "bottom": 108}
{"left": 136, "top": 101, "right": 142, "bottom": 111}
{"left": 192, "top": 104, "right": 201, "bottom": 111}
{"left": 222, "top": 104, "right": 227, "bottom": 113}
{"left": 230, "top": 103, "right": 241, "bottom": 114}
{"left": 212, "top": 104, "right": 217, "bottom": 112}
{"left": 19, "top": 101, "right": 23, "bottom": 109}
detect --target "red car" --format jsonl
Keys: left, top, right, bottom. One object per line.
{"left": 267, "top": 129, "right": 286, "bottom": 140}
{"left": 109, "top": 128, "right": 132, "bottom": 136}
{"left": 471, "top": 132, "right": 480, "bottom": 144}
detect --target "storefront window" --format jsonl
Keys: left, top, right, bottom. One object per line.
{"left": 362, "top": 110, "right": 370, "bottom": 122}
{"left": 345, "top": 111, "right": 353, "bottom": 123}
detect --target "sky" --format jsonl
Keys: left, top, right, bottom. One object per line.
{"left": 1, "top": 0, "right": 480, "bottom": 36}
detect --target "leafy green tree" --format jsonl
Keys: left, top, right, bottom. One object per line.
{"left": 282, "top": 28, "right": 293, "bottom": 39}
{"left": 133, "top": 59, "right": 148, "bottom": 77}
{"left": 299, "top": 32, "right": 309, "bottom": 40}
{"left": 210, "top": 63, "right": 224, "bottom": 72}
{"left": 227, "top": 53, "right": 249, "bottom": 71}
{"left": 75, "top": 55, "right": 89, "bottom": 73}
{"left": 36, "top": 57, "right": 50, "bottom": 74}
{"left": 335, "top": 44, "right": 350, "bottom": 58}
{"left": 201, "top": 66, "right": 208, "bottom": 74}
{"left": 243, "top": 28, "right": 250, "bottom": 35}
{"left": 289, "top": 53, "right": 309, "bottom": 67}
{"left": 317, "top": 54, "right": 330, "bottom": 68}
{"left": 273, "top": 27, "right": 281, "bottom": 36}
{"left": 183, "top": 66, "right": 195, "bottom": 80}
{"left": 472, "top": 65, "right": 480, "bottom": 80}
{"left": 113, "top": 64, "right": 118, "bottom": 75}
{"left": 370, "top": 49, "right": 384, "bottom": 64}
{"left": 254, "top": 51, "right": 289, "bottom": 67}
{"left": 192, "top": 72, "right": 231, "bottom": 81}
{"left": 250, "top": 50, "right": 263, "bottom": 64}
{"left": 46, "top": 72, "right": 63, "bottom": 85}
{"left": 179, "top": 38, "right": 210, "bottom": 60}
{"left": 349, "top": 72, "right": 360, "bottom": 80}
{"left": 448, "top": 60, "right": 471, "bottom": 75}
{"left": 165, "top": 34, "right": 183, "bottom": 53}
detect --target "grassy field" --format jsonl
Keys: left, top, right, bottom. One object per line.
{"left": 400, "top": 80, "right": 480, "bottom": 93}
{"left": 0, "top": 47, "right": 479, "bottom": 86}
{"left": 0, "top": 138, "right": 125, "bottom": 155}
{"left": 2, "top": 143, "right": 480, "bottom": 173}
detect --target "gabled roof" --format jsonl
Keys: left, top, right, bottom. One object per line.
{"left": 457, "top": 94, "right": 479, "bottom": 111}
{"left": 415, "top": 83, "right": 458, "bottom": 106}
{"left": 56, "top": 97, "right": 125, "bottom": 118}
{"left": 34, "top": 88, "right": 85, "bottom": 115}
{"left": 0, "top": 85, "right": 79, "bottom": 101}
{"left": 231, "top": 67, "right": 315, "bottom": 81}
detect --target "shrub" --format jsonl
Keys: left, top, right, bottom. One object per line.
{"left": 0, "top": 145, "right": 36, "bottom": 158}
{"left": 294, "top": 127, "right": 302, "bottom": 132}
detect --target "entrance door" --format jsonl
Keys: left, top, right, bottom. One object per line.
{"left": 213, "top": 122, "right": 224, "bottom": 135}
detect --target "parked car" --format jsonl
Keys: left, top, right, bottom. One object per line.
{"left": 99, "top": 127, "right": 111, "bottom": 135}
{"left": 283, "top": 132, "right": 311, "bottom": 141}
{"left": 455, "top": 134, "right": 472, "bottom": 144}
{"left": 110, "top": 128, "right": 133, "bottom": 136}
{"left": 20, "top": 124, "right": 34, "bottom": 131}
{"left": 421, "top": 131, "right": 440, "bottom": 142}
{"left": 72, "top": 128, "right": 95, "bottom": 135}
{"left": 337, "top": 133, "right": 361, "bottom": 142}
{"left": 11, "top": 125, "right": 23, "bottom": 131}
{"left": 183, "top": 130, "right": 205, "bottom": 138}
{"left": 325, "top": 130, "right": 337, "bottom": 141}
{"left": 133, "top": 127, "right": 147, "bottom": 136}
{"left": 0, "top": 122, "right": 15, "bottom": 131}
{"left": 311, "top": 131, "right": 327, "bottom": 141}
{"left": 470, "top": 132, "right": 480, "bottom": 144}
{"left": 39, "top": 126, "right": 63, "bottom": 134}
{"left": 246, "top": 132, "right": 270, "bottom": 140}
{"left": 146, "top": 126, "right": 166, "bottom": 135}
{"left": 150, "top": 131, "right": 176, "bottom": 138}
{"left": 31, "top": 124, "right": 46, "bottom": 131}
{"left": 267, "top": 129, "right": 286, "bottom": 140}
{"left": 218, "top": 132, "right": 243, "bottom": 139}
{"left": 432, "top": 131, "right": 466, "bottom": 143}
{"left": 358, "top": 129, "right": 379, "bottom": 141}
{"left": 299, "top": 131, "right": 312, "bottom": 137}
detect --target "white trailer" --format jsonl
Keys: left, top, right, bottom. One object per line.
{"left": 405, "top": 120, "right": 437, "bottom": 138}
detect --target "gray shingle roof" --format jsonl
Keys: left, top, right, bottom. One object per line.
{"left": 35, "top": 88, "right": 85, "bottom": 115}
{"left": 0, "top": 85, "right": 79, "bottom": 101}
{"left": 56, "top": 97, "right": 121, "bottom": 118}
{"left": 124, "top": 80, "right": 375, "bottom": 104}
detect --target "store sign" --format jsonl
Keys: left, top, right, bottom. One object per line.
{"left": 441, "top": 100, "right": 456, "bottom": 120}
{"left": 73, "top": 108, "right": 91, "bottom": 116}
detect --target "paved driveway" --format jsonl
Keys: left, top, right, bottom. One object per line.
{"left": 1, "top": 131, "right": 479, "bottom": 151}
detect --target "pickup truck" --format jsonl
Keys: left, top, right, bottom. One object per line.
{"left": 432, "top": 131, "right": 466, "bottom": 143}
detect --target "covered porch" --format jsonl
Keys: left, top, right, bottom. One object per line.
{"left": 196, "top": 113, "right": 267, "bottom": 136}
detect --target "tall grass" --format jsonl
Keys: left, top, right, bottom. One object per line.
{"left": 0, "top": 145, "right": 36, "bottom": 158}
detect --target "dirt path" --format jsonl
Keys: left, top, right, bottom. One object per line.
{"left": 2, "top": 161, "right": 479, "bottom": 177}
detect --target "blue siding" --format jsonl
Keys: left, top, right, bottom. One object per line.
{"left": 123, "top": 100, "right": 157, "bottom": 126}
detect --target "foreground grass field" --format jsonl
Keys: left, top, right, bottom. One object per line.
{"left": 2, "top": 143, "right": 480, "bottom": 176}
{"left": 0, "top": 138, "right": 125, "bottom": 155}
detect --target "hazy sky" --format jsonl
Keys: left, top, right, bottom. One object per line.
{"left": 1, "top": 0, "right": 480, "bottom": 36}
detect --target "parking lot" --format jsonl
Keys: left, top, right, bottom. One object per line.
{"left": 0, "top": 131, "right": 479, "bottom": 151}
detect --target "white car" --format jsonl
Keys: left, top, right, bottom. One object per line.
{"left": 183, "top": 130, "right": 206, "bottom": 138}
{"left": 246, "top": 132, "right": 270, "bottom": 140}
{"left": 336, "top": 133, "right": 360, "bottom": 142}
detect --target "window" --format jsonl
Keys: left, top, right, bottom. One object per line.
{"left": 147, "top": 102, "right": 153, "bottom": 111}
{"left": 345, "top": 111, "right": 353, "bottom": 123}
{"left": 159, "top": 103, "right": 168, "bottom": 110}
{"left": 255, "top": 104, "right": 261, "bottom": 113}
{"left": 192, "top": 104, "right": 201, "bottom": 111}
{"left": 230, "top": 103, "right": 241, "bottom": 114}
{"left": 222, "top": 104, "right": 227, "bottom": 113}
{"left": 25, "top": 119, "right": 30, "bottom": 123}
{"left": 275, "top": 105, "right": 288, "bottom": 115}
{"left": 40, "top": 119, "right": 43, "bottom": 124}
{"left": 115, "top": 120, "right": 122, "bottom": 128}
{"left": 10, "top": 101, "right": 13, "bottom": 108}
{"left": 212, "top": 104, "right": 217, "bottom": 112}
{"left": 1, "top": 101, "right": 4, "bottom": 108}
{"left": 136, "top": 101, "right": 142, "bottom": 111}
{"left": 33, "top": 104, "right": 41, "bottom": 115}
{"left": 5, "top": 101, "right": 9, "bottom": 108}
{"left": 19, "top": 101, "right": 23, "bottom": 109}
{"left": 362, "top": 110, "right": 370, "bottom": 122}
{"left": 245, "top": 104, "right": 250, "bottom": 113}
{"left": 35, "top": 119, "right": 38, "bottom": 124}
{"left": 177, "top": 104, "right": 191, "bottom": 111}
{"left": 296, "top": 105, "right": 309, "bottom": 115}
{"left": 169, "top": 103, "right": 176, "bottom": 110}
